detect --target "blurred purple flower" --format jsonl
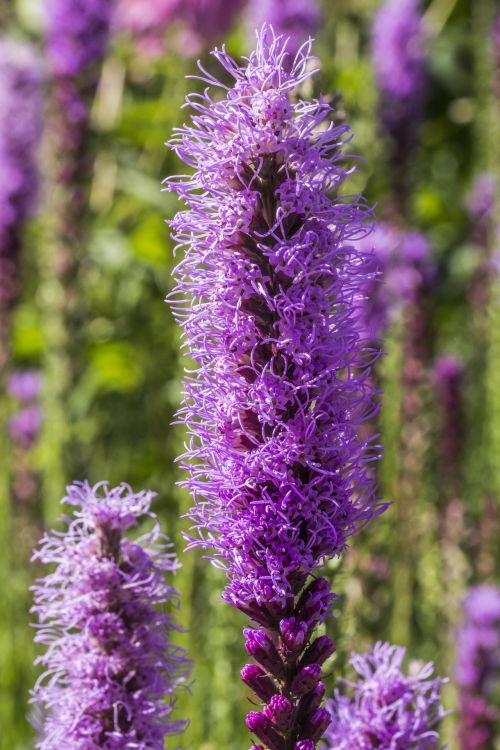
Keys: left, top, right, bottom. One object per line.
{"left": 31, "top": 481, "right": 189, "bottom": 750}
{"left": 8, "top": 405, "right": 43, "bottom": 448}
{"left": 372, "top": 0, "right": 426, "bottom": 136}
{"left": 8, "top": 369, "right": 43, "bottom": 402}
{"left": 45, "top": 0, "right": 115, "bottom": 141}
{"left": 114, "top": 0, "right": 245, "bottom": 58}
{"left": 325, "top": 642, "right": 446, "bottom": 750}
{"left": 45, "top": 0, "right": 115, "bottom": 79}
{"left": 167, "top": 26, "right": 384, "bottom": 750}
{"left": 355, "top": 224, "right": 435, "bottom": 341}
{"left": 247, "top": 0, "right": 321, "bottom": 57}
{"left": 456, "top": 585, "right": 500, "bottom": 750}
{"left": 0, "top": 40, "right": 42, "bottom": 307}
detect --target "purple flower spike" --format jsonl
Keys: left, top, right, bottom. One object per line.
{"left": 455, "top": 586, "right": 500, "bottom": 750}
{"left": 325, "top": 642, "right": 446, "bottom": 750}
{"left": 31, "top": 481, "right": 189, "bottom": 750}
{"left": 166, "top": 26, "right": 385, "bottom": 750}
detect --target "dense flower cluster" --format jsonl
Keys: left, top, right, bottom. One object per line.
{"left": 455, "top": 586, "right": 500, "bottom": 750}
{"left": 167, "top": 27, "right": 384, "bottom": 750}
{"left": 0, "top": 40, "right": 42, "bottom": 309}
{"left": 31, "top": 481, "right": 189, "bottom": 750}
{"left": 372, "top": 0, "right": 426, "bottom": 171}
{"left": 247, "top": 0, "right": 321, "bottom": 56}
{"left": 356, "top": 224, "right": 434, "bottom": 341}
{"left": 115, "top": 0, "right": 245, "bottom": 58}
{"left": 325, "top": 642, "right": 446, "bottom": 750}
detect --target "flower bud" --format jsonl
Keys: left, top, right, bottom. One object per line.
{"left": 297, "top": 681, "right": 325, "bottom": 718}
{"left": 246, "top": 711, "right": 286, "bottom": 750}
{"left": 299, "top": 635, "right": 335, "bottom": 668}
{"left": 241, "top": 664, "right": 277, "bottom": 703}
{"left": 301, "top": 707, "right": 331, "bottom": 743}
{"left": 290, "top": 664, "right": 322, "bottom": 696}
{"left": 279, "top": 617, "right": 307, "bottom": 652}
{"left": 263, "top": 694, "right": 295, "bottom": 731}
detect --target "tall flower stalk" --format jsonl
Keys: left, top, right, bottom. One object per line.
{"left": 31, "top": 481, "right": 189, "bottom": 749}
{"left": 167, "top": 28, "right": 384, "bottom": 750}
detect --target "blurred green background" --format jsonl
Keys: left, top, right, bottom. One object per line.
{"left": 1, "top": 0, "right": 500, "bottom": 748}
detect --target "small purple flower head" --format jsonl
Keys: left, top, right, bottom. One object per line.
{"left": 455, "top": 585, "right": 500, "bottom": 750}
{"left": 247, "top": 0, "right": 321, "bottom": 57}
{"left": 372, "top": 0, "right": 426, "bottom": 162}
{"left": 0, "top": 40, "right": 42, "bottom": 302}
{"left": 325, "top": 642, "right": 446, "bottom": 750}
{"left": 31, "top": 481, "right": 189, "bottom": 750}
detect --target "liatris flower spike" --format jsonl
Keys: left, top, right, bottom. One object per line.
{"left": 31, "top": 481, "right": 189, "bottom": 750}
{"left": 455, "top": 585, "right": 500, "bottom": 750}
{"left": 325, "top": 642, "right": 447, "bottom": 750}
{"left": 166, "top": 26, "right": 385, "bottom": 750}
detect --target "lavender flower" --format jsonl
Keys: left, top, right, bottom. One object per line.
{"left": 456, "top": 586, "right": 500, "bottom": 750}
{"left": 325, "top": 642, "right": 446, "bottom": 750}
{"left": 247, "top": 0, "right": 321, "bottom": 57}
{"left": 31, "top": 481, "right": 189, "bottom": 750}
{"left": 167, "top": 27, "right": 384, "bottom": 750}
{"left": 0, "top": 40, "right": 42, "bottom": 310}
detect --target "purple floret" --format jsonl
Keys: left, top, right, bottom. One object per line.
{"left": 325, "top": 642, "right": 446, "bottom": 750}
{"left": 455, "top": 585, "right": 500, "bottom": 750}
{"left": 31, "top": 481, "right": 189, "bottom": 750}
{"left": 167, "top": 26, "right": 384, "bottom": 750}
